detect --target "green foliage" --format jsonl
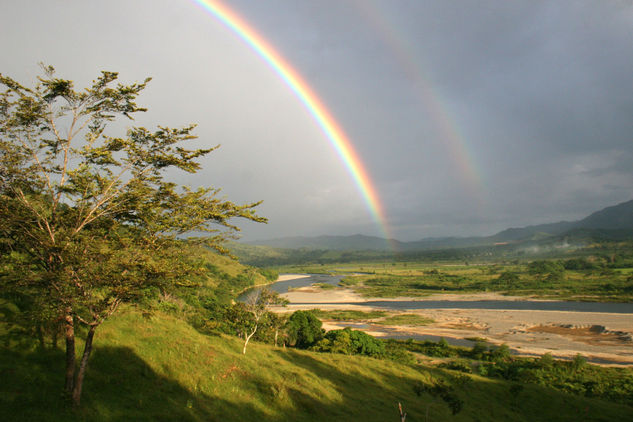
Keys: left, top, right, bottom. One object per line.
{"left": 2, "top": 308, "right": 633, "bottom": 420}
{"left": 470, "top": 341, "right": 489, "bottom": 360}
{"left": 399, "top": 338, "right": 459, "bottom": 358}
{"left": 537, "top": 352, "right": 555, "bottom": 369}
{"left": 528, "top": 260, "right": 565, "bottom": 281}
{"left": 439, "top": 359, "right": 473, "bottom": 373}
{"left": 496, "top": 271, "right": 520, "bottom": 286}
{"left": 310, "top": 309, "right": 387, "bottom": 321}
{"left": 413, "top": 377, "right": 464, "bottom": 415}
{"left": 489, "top": 344, "right": 512, "bottom": 362}
{"left": 286, "top": 310, "right": 323, "bottom": 348}
{"left": 314, "top": 328, "right": 386, "bottom": 358}
{"left": 0, "top": 66, "right": 265, "bottom": 404}
{"left": 257, "top": 268, "right": 279, "bottom": 282}
{"left": 563, "top": 258, "right": 598, "bottom": 270}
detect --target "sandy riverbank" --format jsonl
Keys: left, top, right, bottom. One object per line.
{"left": 271, "top": 286, "right": 633, "bottom": 366}
{"left": 276, "top": 274, "right": 311, "bottom": 282}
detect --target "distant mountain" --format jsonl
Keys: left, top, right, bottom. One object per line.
{"left": 490, "top": 221, "right": 576, "bottom": 242}
{"left": 490, "top": 199, "right": 633, "bottom": 242}
{"left": 576, "top": 199, "right": 633, "bottom": 230}
{"left": 243, "top": 199, "right": 633, "bottom": 251}
{"left": 244, "top": 234, "right": 402, "bottom": 251}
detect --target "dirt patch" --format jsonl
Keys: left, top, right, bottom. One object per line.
{"left": 527, "top": 324, "right": 633, "bottom": 346}
{"left": 218, "top": 362, "right": 246, "bottom": 381}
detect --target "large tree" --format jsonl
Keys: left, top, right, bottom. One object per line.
{"left": 0, "top": 65, "right": 265, "bottom": 406}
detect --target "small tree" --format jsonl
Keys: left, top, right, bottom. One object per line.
{"left": 239, "top": 288, "right": 285, "bottom": 354}
{"left": 264, "top": 311, "right": 287, "bottom": 347}
{"left": 286, "top": 310, "right": 323, "bottom": 348}
{"left": 496, "top": 271, "right": 519, "bottom": 286}
{"left": 0, "top": 66, "right": 265, "bottom": 405}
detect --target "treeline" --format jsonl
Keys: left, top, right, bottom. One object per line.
{"left": 232, "top": 238, "right": 633, "bottom": 268}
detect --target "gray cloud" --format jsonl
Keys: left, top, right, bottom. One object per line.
{"left": 1, "top": 0, "right": 632, "bottom": 241}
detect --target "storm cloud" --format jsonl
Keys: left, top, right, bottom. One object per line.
{"left": 2, "top": 0, "right": 632, "bottom": 241}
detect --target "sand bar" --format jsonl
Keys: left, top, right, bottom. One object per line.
{"left": 271, "top": 285, "right": 633, "bottom": 366}
{"left": 276, "top": 274, "right": 311, "bottom": 282}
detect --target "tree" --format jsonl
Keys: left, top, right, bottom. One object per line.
{"left": 496, "top": 271, "right": 519, "bottom": 286}
{"left": 0, "top": 66, "right": 265, "bottom": 406}
{"left": 286, "top": 310, "right": 323, "bottom": 348}
{"left": 527, "top": 260, "right": 565, "bottom": 282}
{"left": 238, "top": 288, "right": 285, "bottom": 354}
{"left": 258, "top": 311, "right": 287, "bottom": 347}
{"left": 315, "top": 328, "right": 386, "bottom": 358}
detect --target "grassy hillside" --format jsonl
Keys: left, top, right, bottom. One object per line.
{"left": 2, "top": 308, "right": 632, "bottom": 421}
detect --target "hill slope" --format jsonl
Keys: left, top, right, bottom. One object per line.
{"left": 2, "top": 309, "right": 632, "bottom": 421}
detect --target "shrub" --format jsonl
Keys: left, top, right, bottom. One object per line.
{"left": 286, "top": 310, "right": 323, "bottom": 348}
{"left": 315, "top": 328, "right": 386, "bottom": 358}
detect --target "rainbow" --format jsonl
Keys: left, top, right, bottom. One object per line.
{"left": 355, "top": 1, "right": 485, "bottom": 205}
{"left": 191, "top": 0, "right": 392, "bottom": 240}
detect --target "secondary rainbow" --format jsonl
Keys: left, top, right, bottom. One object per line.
{"left": 191, "top": 0, "right": 391, "bottom": 239}
{"left": 354, "top": 0, "right": 486, "bottom": 205}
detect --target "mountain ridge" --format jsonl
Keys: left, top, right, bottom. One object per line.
{"left": 243, "top": 199, "right": 633, "bottom": 251}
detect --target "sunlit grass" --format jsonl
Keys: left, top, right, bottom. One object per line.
{"left": 2, "top": 307, "right": 632, "bottom": 421}
{"left": 310, "top": 309, "right": 387, "bottom": 321}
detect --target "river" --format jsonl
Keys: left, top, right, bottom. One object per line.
{"left": 245, "top": 274, "right": 633, "bottom": 363}
{"left": 253, "top": 274, "right": 633, "bottom": 314}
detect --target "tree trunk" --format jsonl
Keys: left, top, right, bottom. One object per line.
{"left": 274, "top": 329, "right": 279, "bottom": 347}
{"left": 72, "top": 325, "right": 96, "bottom": 407}
{"left": 36, "top": 324, "right": 45, "bottom": 350}
{"left": 242, "top": 324, "right": 257, "bottom": 355}
{"left": 64, "top": 308, "right": 75, "bottom": 394}
{"left": 398, "top": 402, "right": 407, "bottom": 422}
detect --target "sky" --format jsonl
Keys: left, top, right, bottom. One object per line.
{"left": 2, "top": 0, "right": 632, "bottom": 241}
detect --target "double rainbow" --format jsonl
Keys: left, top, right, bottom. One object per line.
{"left": 191, "top": 0, "right": 391, "bottom": 240}
{"left": 355, "top": 1, "right": 485, "bottom": 204}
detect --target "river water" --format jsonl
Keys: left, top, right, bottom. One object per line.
{"left": 257, "top": 274, "right": 633, "bottom": 314}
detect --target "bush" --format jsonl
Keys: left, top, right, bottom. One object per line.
{"left": 258, "top": 268, "right": 279, "bottom": 281}
{"left": 489, "top": 344, "right": 511, "bottom": 362}
{"left": 315, "top": 328, "right": 386, "bottom": 358}
{"left": 528, "top": 260, "right": 565, "bottom": 281}
{"left": 286, "top": 310, "right": 323, "bottom": 348}
{"left": 439, "top": 359, "right": 472, "bottom": 373}
{"left": 384, "top": 341, "right": 415, "bottom": 364}
{"left": 470, "top": 341, "right": 488, "bottom": 360}
{"left": 496, "top": 271, "right": 519, "bottom": 286}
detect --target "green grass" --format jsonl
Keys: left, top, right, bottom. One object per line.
{"left": 374, "top": 314, "right": 434, "bottom": 326}
{"left": 311, "top": 309, "right": 387, "bottom": 321}
{"left": 2, "top": 308, "right": 632, "bottom": 421}
{"left": 312, "top": 282, "right": 337, "bottom": 290}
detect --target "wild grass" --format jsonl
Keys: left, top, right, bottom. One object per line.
{"left": 2, "top": 308, "right": 632, "bottom": 421}
{"left": 312, "top": 282, "right": 336, "bottom": 290}
{"left": 310, "top": 309, "right": 387, "bottom": 321}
